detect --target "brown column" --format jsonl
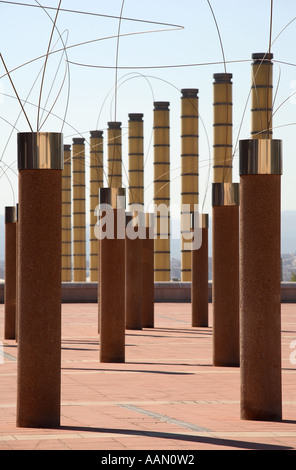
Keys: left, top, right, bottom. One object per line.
{"left": 191, "top": 214, "right": 208, "bottom": 327}
{"left": 4, "top": 206, "right": 17, "bottom": 340}
{"left": 142, "top": 213, "right": 155, "bottom": 328}
{"left": 239, "top": 139, "right": 282, "bottom": 421}
{"left": 16, "top": 132, "right": 62, "bottom": 428}
{"left": 98, "top": 187, "right": 126, "bottom": 363}
{"left": 125, "top": 212, "right": 143, "bottom": 330}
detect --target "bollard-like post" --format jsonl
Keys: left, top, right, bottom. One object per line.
{"left": 142, "top": 213, "right": 155, "bottom": 328}
{"left": 191, "top": 214, "right": 208, "bottom": 327}
{"left": 125, "top": 211, "right": 143, "bottom": 330}
{"left": 4, "top": 206, "right": 17, "bottom": 340}
{"left": 98, "top": 187, "right": 126, "bottom": 363}
{"left": 16, "top": 132, "right": 63, "bottom": 428}
{"left": 239, "top": 138, "right": 282, "bottom": 421}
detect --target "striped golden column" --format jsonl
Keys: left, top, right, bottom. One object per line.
{"left": 128, "top": 113, "right": 144, "bottom": 209}
{"left": 153, "top": 101, "right": 170, "bottom": 282}
{"left": 107, "top": 122, "right": 122, "bottom": 188}
{"left": 61, "top": 144, "right": 72, "bottom": 281}
{"left": 89, "top": 130, "right": 104, "bottom": 282}
{"left": 72, "top": 137, "right": 86, "bottom": 282}
{"left": 212, "top": 73, "right": 240, "bottom": 367}
{"left": 180, "top": 89, "right": 199, "bottom": 281}
{"left": 251, "top": 52, "right": 273, "bottom": 139}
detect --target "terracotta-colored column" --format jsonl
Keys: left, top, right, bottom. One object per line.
{"left": 72, "top": 137, "right": 86, "bottom": 281}
{"left": 142, "top": 213, "right": 155, "bottom": 328}
{"left": 180, "top": 89, "right": 199, "bottom": 281}
{"left": 191, "top": 214, "right": 208, "bottom": 327}
{"left": 251, "top": 52, "right": 273, "bottom": 139}
{"left": 212, "top": 187, "right": 239, "bottom": 366}
{"left": 89, "top": 130, "right": 104, "bottom": 282}
{"left": 16, "top": 132, "right": 62, "bottom": 428}
{"left": 212, "top": 72, "right": 240, "bottom": 367}
{"left": 61, "top": 144, "right": 72, "bottom": 281}
{"left": 153, "top": 102, "right": 170, "bottom": 281}
{"left": 98, "top": 187, "right": 126, "bottom": 363}
{"left": 125, "top": 212, "right": 143, "bottom": 330}
{"left": 4, "top": 206, "right": 17, "bottom": 340}
{"left": 239, "top": 138, "right": 282, "bottom": 421}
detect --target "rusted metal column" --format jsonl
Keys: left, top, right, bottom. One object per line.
{"left": 61, "top": 144, "right": 72, "bottom": 281}
{"left": 16, "top": 132, "right": 62, "bottom": 428}
{"left": 98, "top": 187, "right": 126, "bottom": 363}
{"left": 191, "top": 214, "right": 208, "bottom": 327}
{"left": 125, "top": 212, "right": 143, "bottom": 330}
{"left": 181, "top": 89, "right": 199, "bottom": 281}
{"left": 72, "top": 137, "right": 86, "bottom": 281}
{"left": 142, "top": 213, "right": 155, "bottom": 328}
{"left": 4, "top": 206, "right": 17, "bottom": 340}
{"left": 212, "top": 72, "right": 240, "bottom": 367}
{"left": 251, "top": 52, "right": 273, "bottom": 139}
{"left": 153, "top": 102, "right": 170, "bottom": 281}
{"left": 239, "top": 138, "right": 282, "bottom": 421}
{"left": 89, "top": 130, "right": 104, "bottom": 282}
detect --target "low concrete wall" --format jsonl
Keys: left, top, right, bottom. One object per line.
{"left": 1, "top": 281, "right": 295, "bottom": 303}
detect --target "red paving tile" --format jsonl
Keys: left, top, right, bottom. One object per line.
{"left": 0, "top": 301, "right": 296, "bottom": 453}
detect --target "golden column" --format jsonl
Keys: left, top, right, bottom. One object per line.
{"left": 108, "top": 122, "right": 122, "bottom": 189}
{"left": 72, "top": 137, "right": 86, "bottom": 282}
{"left": 89, "top": 130, "right": 104, "bottom": 282}
{"left": 212, "top": 73, "right": 240, "bottom": 367}
{"left": 180, "top": 89, "right": 199, "bottom": 281}
{"left": 153, "top": 101, "right": 170, "bottom": 282}
{"left": 61, "top": 144, "right": 72, "bottom": 282}
{"left": 251, "top": 52, "right": 273, "bottom": 139}
{"left": 128, "top": 113, "right": 144, "bottom": 209}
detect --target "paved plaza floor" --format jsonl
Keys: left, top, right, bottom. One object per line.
{"left": 0, "top": 302, "right": 296, "bottom": 453}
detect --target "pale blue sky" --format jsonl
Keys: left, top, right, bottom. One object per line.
{"left": 0, "top": 0, "right": 296, "bottom": 220}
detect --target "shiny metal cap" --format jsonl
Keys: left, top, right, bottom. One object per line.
{"left": 212, "top": 182, "right": 239, "bottom": 206}
{"left": 99, "top": 187, "right": 126, "bottom": 209}
{"left": 239, "top": 139, "right": 282, "bottom": 175}
{"left": 191, "top": 213, "right": 209, "bottom": 229}
{"left": 18, "top": 132, "right": 63, "bottom": 170}
{"left": 5, "top": 206, "right": 16, "bottom": 224}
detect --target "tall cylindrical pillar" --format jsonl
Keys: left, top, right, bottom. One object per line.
{"left": 153, "top": 102, "right": 170, "bottom": 282}
{"left": 98, "top": 187, "right": 126, "bottom": 363}
{"left": 128, "top": 113, "right": 144, "bottom": 209}
{"left": 72, "top": 137, "right": 86, "bottom": 281}
{"left": 125, "top": 212, "right": 143, "bottom": 330}
{"left": 191, "top": 214, "right": 208, "bottom": 327}
{"left": 239, "top": 138, "right": 282, "bottom": 421}
{"left": 89, "top": 130, "right": 104, "bottom": 282}
{"left": 212, "top": 72, "right": 240, "bottom": 367}
{"left": 180, "top": 89, "right": 199, "bottom": 281}
{"left": 142, "top": 213, "right": 155, "bottom": 328}
{"left": 61, "top": 144, "right": 72, "bottom": 281}
{"left": 108, "top": 122, "right": 122, "bottom": 189}
{"left": 212, "top": 184, "right": 240, "bottom": 366}
{"left": 16, "top": 132, "right": 62, "bottom": 428}
{"left": 4, "top": 206, "right": 17, "bottom": 340}
{"left": 251, "top": 52, "right": 273, "bottom": 139}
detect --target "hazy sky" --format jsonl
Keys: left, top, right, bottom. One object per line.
{"left": 0, "top": 0, "right": 296, "bottom": 220}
